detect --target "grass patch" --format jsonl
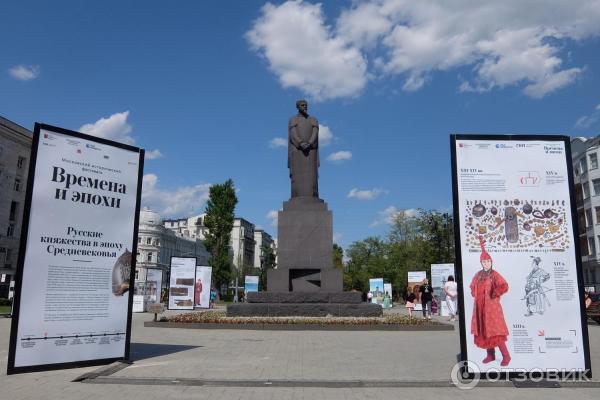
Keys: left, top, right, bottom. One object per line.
{"left": 0, "top": 306, "right": 12, "bottom": 314}
{"left": 167, "top": 311, "right": 441, "bottom": 326}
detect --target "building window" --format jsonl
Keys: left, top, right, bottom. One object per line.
{"left": 589, "top": 237, "right": 596, "bottom": 256}
{"left": 594, "top": 179, "right": 600, "bottom": 196}
{"left": 586, "top": 209, "right": 593, "bottom": 228}
{"left": 14, "top": 178, "right": 21, "bottom": 192}
{"left": 583, "top": 182, "right": 590, "bottom": 199}
{"left": 17, "top": 156, "right": 26, "bottom": 169}
{"left": 592, "top": 179, "right": 600, "bottom": 196}
{"left": 591, "top": 153, "right": 599, "bottom": 170}
{"left": 0, "top": 248, "right": 5, "bottom": 264}
{"left": 581, "top": 158, "right": 588, "bottom": 174}
{"left": 6, "top": 224, "right": 15, "bottom": 237}
{"left": 138, "top": 237, "right": 142, "bottom": 243}
{"left": 147, "top": 252, "right": 153, "bottom": 262}
{"left": 9, "top": 201, "right": 18, "bottom": 221}
{"left": 147, "top": 237, "right": 152, "bottom": 245}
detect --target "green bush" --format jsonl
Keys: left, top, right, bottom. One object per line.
{"left": 0, "top": 298, "right": 13, "bottom": 306}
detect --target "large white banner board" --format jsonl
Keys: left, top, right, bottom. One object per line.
{"left": 451, "top": 135, "right": 591, "bottom": 377}
{"left": 431, "top": 263, "right": 455, "bottom": 316}
{"left": 8, "top": 123, "right": 144, "bottom": 374}
{"left": 194, "top": 266, "right": 212, "bottom": 309}
{"left": 168, "top": 257, "right": 196, "bottom": 310}
{"left": 407, "top": 271, "right": 426, "bottom": 311}
{"left": 145, "top": 268, "right": 163, "bottom": 304}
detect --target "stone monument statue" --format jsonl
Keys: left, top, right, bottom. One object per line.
{"left": 226, "top": 101, "right": 381, "bottom": 317}
{"left": 288, "top": 100, "right": 319, "bottom": 198}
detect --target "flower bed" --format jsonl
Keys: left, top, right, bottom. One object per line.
{"left": 166, "top": 311, "right": 441, "bottom": 326}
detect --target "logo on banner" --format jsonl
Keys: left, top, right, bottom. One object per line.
{"left": 519, "top": 171, "right": 539, "bottom": 186}
{"left": 544, "top": 145, "right": 563, "bottom": 155}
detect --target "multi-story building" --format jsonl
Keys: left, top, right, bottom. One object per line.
{"left": 165, "top": 215, "right": 274, "bottom": 271}
{"left": 0, "top": 117, "right": 32, "bottom": 298}
{"left": 231, "top": 218, "right": 256, "bottom": 271}
{"left": 163, "top": 214, "right": 209, "bottom": 241}
{"left": 136, "top": 208, "right": 210, "bottom": 291}
{"left": 572, "top": 136, "right": 600, "bottom": 293}
{"left": 254, "top": 229, "right": 274, "bottom": 268}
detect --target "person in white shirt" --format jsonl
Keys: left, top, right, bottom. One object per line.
{"left": 444, "top": 275, "right": 458, "bottom": 321}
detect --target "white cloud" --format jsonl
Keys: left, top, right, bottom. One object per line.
{"left": 575, "top": 103, "right": 600, "bottom": 129}
{"left": 266, "top": 209, "right": 279, "bottom": 226}
{"left": 9, "top": 65, "right": 39, "bottom": 81}
{"left": 337, "top": 0, "right": 599, "bottom": 98}
{"left": 348, "top": 188, "right": 387, "bottom": 200}
{"left": 79, "top": 111, "right": 134, "bottom": 144}
{"left": 249, "top": 0, "right": 600, "bottom": 99}
{"left": 145, "top": 149, "right": 163, "bottom": 160}
{"left": 246, "top": 1, "right": 368, "bottom": 100}
{"left": 327, "top": 150, "right": 352, "bottom": 162}
{"left": 142, "top": 173, "right": 211, "bottom": 217}
{"left": 270, "top": 137, "right": 287, "bottom": 148}
{"left": 333, "top": 232, "right": 343, "bottom": 243}
{"left": 80, "top": 111, "right": 163, "bottom": 159}
{"left": 370, "top": 206, "right": 418, "bottom": 228}
{"left": 319, "top": 125, "right": 334, "bottom": 146}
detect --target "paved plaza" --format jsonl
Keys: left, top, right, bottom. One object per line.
{"left": 1, "top": 310, "right": 599, "bottom": 399}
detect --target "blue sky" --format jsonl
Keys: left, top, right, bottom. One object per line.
{"left": 2, "top": 0, "right": 600, "bottom": 250}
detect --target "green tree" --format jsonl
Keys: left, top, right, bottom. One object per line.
{"left": 259, "top": 245, "right": 276, "bottom": 290}
{"left": 203, "top": 179, "right": 238, "bottom": 290}
{"left": 332, "top": 243, "right": 344, "bottom": 270}
{"left": 342, "top": 209, "right": 455, "bottom": 300}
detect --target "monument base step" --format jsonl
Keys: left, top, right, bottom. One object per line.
{"left": 226, "top": 303, "right": 382, "bottom": 317}
{"left": 246, "top": 291, "right": 362, "bottom": 304}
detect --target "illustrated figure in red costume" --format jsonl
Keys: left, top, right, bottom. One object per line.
{"left": 470, "top": 236, "right": 511, "bottom": 366}
{"left": 194, "top": 278, "right": 203, "bottom": 306}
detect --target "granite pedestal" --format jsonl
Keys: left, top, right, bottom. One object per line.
{"left": 227, "top": 197, "right": 382, "bottom": 317}
{"left": 227, "top": 291, "right": 382, "bottom": 317}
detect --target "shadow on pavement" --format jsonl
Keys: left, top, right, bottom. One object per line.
{"left": 129, "top": 342, "right": 200, "bottom": 361}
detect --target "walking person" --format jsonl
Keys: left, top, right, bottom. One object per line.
{"left": 444, "top": 275, "right": 458, "bottom": 321}
{"left": 405, "top": 288, "right": 416, "bottom": 317}
{"left": 420, "top": 278, "right": 433, "bottom": 320}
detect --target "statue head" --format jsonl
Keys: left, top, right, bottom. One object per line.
{"left": 296, "top": 99, "right": 308, "bottom": 115}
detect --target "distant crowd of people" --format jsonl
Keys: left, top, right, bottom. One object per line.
{"left": 366, "top": 275, "right": 459, "bottom": 321}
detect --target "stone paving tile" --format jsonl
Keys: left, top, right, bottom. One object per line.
{"left": 1, "top": 313, "right": 599, "bottom": 400}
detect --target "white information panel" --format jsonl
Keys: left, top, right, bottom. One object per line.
{"left": 431, "top": 263, "right": 455, "bottom": 316}
{"left": 8, "top": 124, "right": 143, "bottom": 374}
{"left": 145, "top": 268, "right": 163, "bottom": 304}
{"left": 168, "top": 257, "right": 196, "bottom": 310}
{"left": 407, "top": 271, "right": 426, "bottom": 311}
{"left": 194, "top": 266, "right": 212, "bottom": 309}
{"left": 453, "top": 136, "right": 590, "bottom": 375}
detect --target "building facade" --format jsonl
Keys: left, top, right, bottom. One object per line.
{"left": 254, "top": 229, "right": 274, "bottom": 268}
{"left": 231, "top": 218, "right": 256, "bottom": 271}
{"left": 572, "top": 136, "right": 600, "bottom": 293}
{"left": 163, "top": 214, "right": 209, "bottom": 241}
{"left": 0, "top": 117, "right": 32, "bottom": 298}
{"left": 165, "top": 215, "right": 274, "bottom": 271}
{"left": 136, "top": 209, "right": 210, "bottom": 292}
